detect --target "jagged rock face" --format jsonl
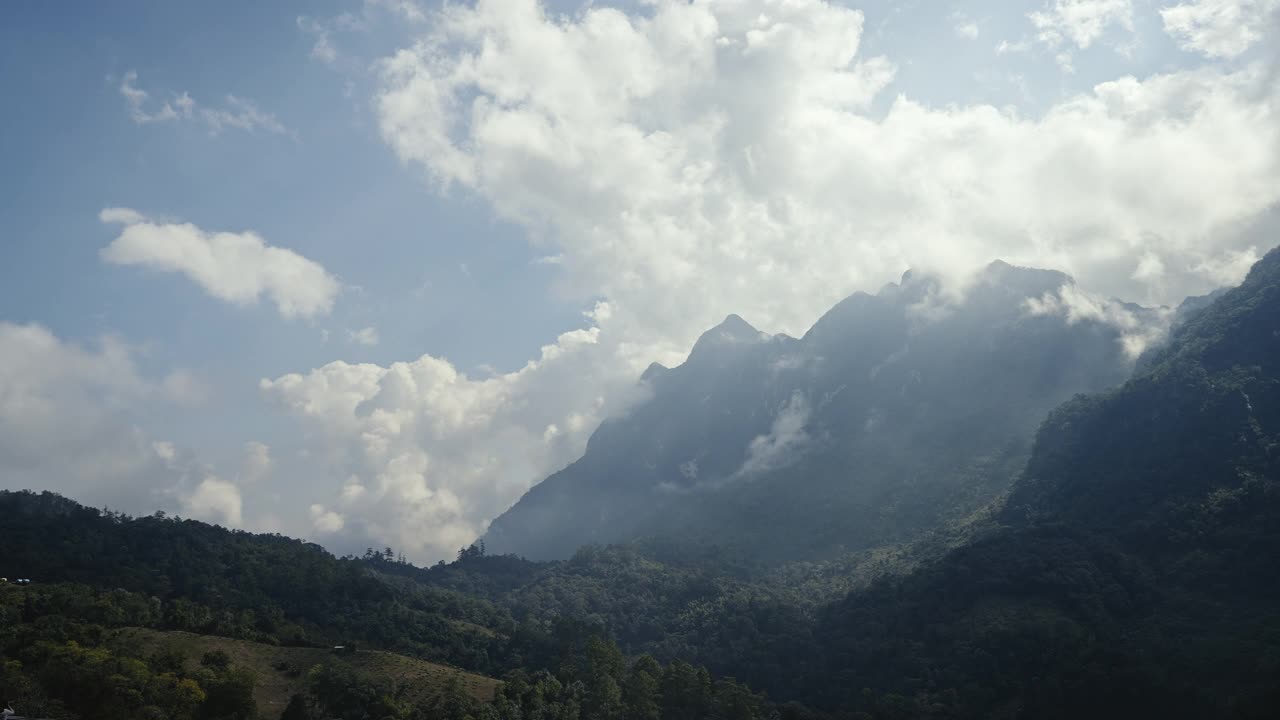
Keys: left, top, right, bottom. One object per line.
{"left": 485, "top": 262, "right": 1142, "bottom": 562}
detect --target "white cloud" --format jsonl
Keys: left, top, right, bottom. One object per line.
{"left": 996, "top": 38, "right": 1033, "bottom": 54}
{"left": 956, "top": 21, "right": 981, "bottom": 40}
{"left": 1025, "top": 284, "right": 1174, "bottom": 358}
{"left": 0, "top": 323, "right": 153, "bottom": 506}
{"left": 100, "top": 208, "right": 341, "bottom": 319}
{"left": 368, "top": 0, "right": 427, "bottom": 23}
{"left": 258, "top": 0, "right": 1280, "bottom": 562}
{"left": 377, "top": 0, "right": 1279, "bottom": 326}
{"left": 120, "top": 71, "right": 185, "bottom": 124}
{"left": 298, "top": 15, "right": 345, "bottom": 64}
{"left": 1160, "top": 0, "right": 1280, "bottom": 59}
{"left": 1195, "top": 245, "right": 1261, "bottom": 284}
{"left": 736, "top": 392, "right": 811, "bottom": 477}
{"left": 119, "top": 71, "right": 287, "bottom": 135}
{"left": 161, "top": 370, "right": 210, "bottom": 407}
{"left": 348, "top": 326, "right": 381, "bottom": 346}
{"left": 298, "top": 0, "right": 427, "bottom": 66}
{"left": 241, "top": 441, "right": 272, "bottom": 483}
{"left": 0, "top": 323, "right": 243, "bottom": 523}
{"left": 310, "top": 504, "right": 346, "bottom": 533}
{"left": 1029, "top": 0, "right": 1134, "bottom": 49}
{"left": 262, "top": 306, "right": 654, "bottom": 562}
{"left": 184, "top": 477, "right": 243, "bottom": 526}
{"left": 200, "top": 96, "right": 288, "bottom": 135}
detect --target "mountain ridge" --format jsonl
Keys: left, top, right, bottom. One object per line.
{"left": 485, "top": 260, "right": 1143, "bottom": 562}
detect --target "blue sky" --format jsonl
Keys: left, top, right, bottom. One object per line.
{"left": 2, "top": 0, "right": 581, "bottom": 374}
{"left": 3, "top": 0, "right": 1278, "bottom": 562}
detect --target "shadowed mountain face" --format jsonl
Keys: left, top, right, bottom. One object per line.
{"left": 485, "top": 261, "right": 1145, "bottom": 562}
{"left": 809, "top": 247, "right": 1280, "bottom": 719}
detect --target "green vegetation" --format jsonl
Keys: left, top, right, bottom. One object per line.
{"left": 0, "top": 496, "right": 809, "bottom": 719}
{"left": 112, "top": 628, "right": 499, "bottom": 710}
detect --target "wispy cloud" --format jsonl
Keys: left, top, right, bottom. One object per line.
{"left": 736, "top": 392, "right": 812, "bottom": 478}
{"left": 1160, "top": 0, "right": 1280, "bottom": 59}
{"left": 298, "top": 0, "right": 427, "bottom": 66}
{"left": 119, "top": 71, "right": 287, "bottom": 135}
{"left": 347, "top": 327, "right": 381, "bottom": 346}
{"left": 1024, "top": 0, "right": 1135, "bottom": 71}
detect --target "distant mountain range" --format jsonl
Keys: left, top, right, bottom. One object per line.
{"left": 485, "top": 260, "right": 1146, "bottom": 562}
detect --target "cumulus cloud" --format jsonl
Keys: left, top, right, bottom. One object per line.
{"left": 261, "top": 0, "right": 1280, "bottom": 562}
{"left": 0, "top": 322, "right": 244, "bottom": 522}
{"left": 119, "top": 71, "right": 287, "bottom": 135}
{"left": 0, "top": 323, "right": 153, "bottom": 504}
{"left": 310, "top": 504, "right": 346, "bottom": 533}
{"left": 377, "top": 0, "right": 1279, "bottom": 333}
{"left": 1160, "top": 0, "right": 1280, "bottom": 59}
{"left": 100, "top": 208, "right": 340, "bottom": 319}
{"left": 261, "top": 305, "right": 653, "bottom": 561}
{"left": 184, "top": 477, "right": 243, "bottom": 526}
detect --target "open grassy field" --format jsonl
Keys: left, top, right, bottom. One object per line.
{"left": 109, "top": 627, "right": 501, "bottom": 716}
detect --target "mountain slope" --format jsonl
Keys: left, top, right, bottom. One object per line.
{"left": 0, "top": 489, "right": 513, "bottom": 671}
{"left": 808, "top": 247, "right": 1280, "bottom": 718}
{"left": 486, "top": 261, "right": 1142, "bottom": 562}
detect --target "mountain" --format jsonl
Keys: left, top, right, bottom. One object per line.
{"left": 485, "top": 261, "right": 1143, "bottom": 562}
{"left": 3, "top": 251, "right": 1277, "bottom": 720}
{"left": 806, "top": 246, "right": 1280, "bottom": 718}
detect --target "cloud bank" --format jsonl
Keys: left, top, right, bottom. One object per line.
{"left": 0, "top": 322, "right": 250, "bottom": 525}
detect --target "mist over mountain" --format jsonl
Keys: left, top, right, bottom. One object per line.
{"left": 485, "top": 260, "right": 1151, "bottom": 562}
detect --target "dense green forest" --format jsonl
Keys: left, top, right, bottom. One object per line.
{"left": 0, "top": 492, "right": 806, "bottom": 719}
{"left": 2, "top": 249, "right": 1279, "bottom": 719}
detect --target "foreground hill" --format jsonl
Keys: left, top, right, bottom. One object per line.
{"left": 0, "top": 493, "right": 807, "bottom": 720}
{"left": 486, "top": 261, "right": 1142, "bottom": 562}
{"left": 0, "top": 489, "right": 512, "bottom": 671}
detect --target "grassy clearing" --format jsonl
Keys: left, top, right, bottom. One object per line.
{"left": 109, "top": 627, "right": 501, "bottom": 715}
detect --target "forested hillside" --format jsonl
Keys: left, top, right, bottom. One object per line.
{"left": 801, "top": 246, "right": 1280, "bottom": 718}
{"left": 0, "top": 491, "right": 815, "bottom": 720}
{"left": 0, "top": 490, "right": 510, "bottom": 669}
